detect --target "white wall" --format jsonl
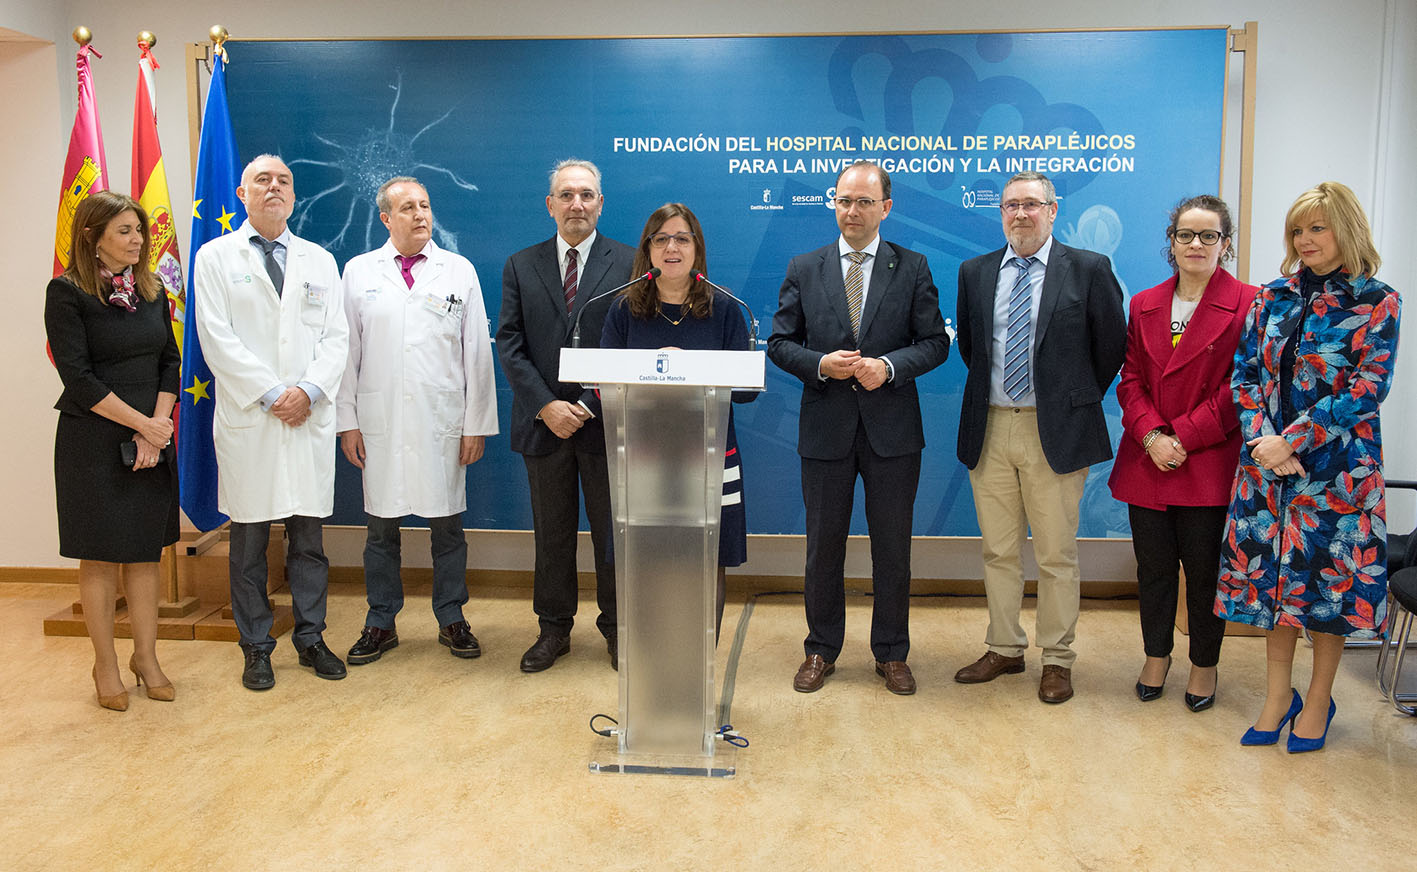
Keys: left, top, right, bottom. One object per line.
{"left": 0, "top": 18, "right": 64, "bottom": 570}
{"left": 3, "top": 0, "right": 1413, "bottom": 568}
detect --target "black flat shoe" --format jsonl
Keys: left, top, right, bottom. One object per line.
{"left": 1134, "top": 655, "right": 1171, "bottom": 702}
{"left": 1185, "top": 675, "right": 1218, "bottom": 712}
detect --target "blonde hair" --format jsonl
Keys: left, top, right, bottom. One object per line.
{"left": 1280, "top": 181, "right": 1381, "bottom": 279}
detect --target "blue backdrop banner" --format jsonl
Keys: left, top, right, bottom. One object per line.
{"left": 222, "top": 28, "right": 1229, "bottom": 537}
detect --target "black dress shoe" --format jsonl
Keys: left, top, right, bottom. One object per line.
{"left": 241, "top": 647, "right": 275, "bottom": 691}
{"left": 607, "top": 634, "right": 618, "bottom": 671}
{"left": 296, "top": 639, "right": 347, "bottom": 680}
{"left": 519, "top": 633, "right": 570, "bottom": 673}
{"left": 347, "top": 626, "right": 399, "bottom": 665}
{"left": 439, "top": 621, "right": 482, "bottom": 659}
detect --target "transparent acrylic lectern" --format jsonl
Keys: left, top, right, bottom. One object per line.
{"left": 560, "top": 347, "right": 764, "bottom": 777}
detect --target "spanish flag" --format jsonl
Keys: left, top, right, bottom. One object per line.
{"left": 131, "top": 38, "right": 185, "bottom": 353}
{"left": 53, "top": 41, "right": 108, "bottom": 276}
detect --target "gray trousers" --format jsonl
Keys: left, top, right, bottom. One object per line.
{"left": 362, "top": 513, "right": 468, "bottom": 629}
{"left": 229, "top": 515, "right": 329, "bottom": 653}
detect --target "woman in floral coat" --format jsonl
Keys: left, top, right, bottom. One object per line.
{"left": 1216, "top": 181, "right": 1400, "bottom": 753}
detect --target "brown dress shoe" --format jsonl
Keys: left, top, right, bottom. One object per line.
{"left": 793, "top": 654, "right": 835, "bottom": 693}
{"left": 875, "top": 661, "right": 917, "bottom": 695}
{"left": 954, "top": 650, "right": 1026, "bottom": 684}
{"left": 1039, "top": 664, "right": 1074, "bottom": 703}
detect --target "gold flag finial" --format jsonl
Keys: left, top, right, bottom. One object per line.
{"left": 138, "top": 31, "right": 156, "bottom": 48}
{"left": 73, "top": 26, "right": 93, "bottom": 47}
{"left": 209, "top": 25, "right": 229, "bottom": 60}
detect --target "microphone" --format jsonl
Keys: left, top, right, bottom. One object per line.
{"left": 696, "top": 273, "right": 758, "bottom": 350}
{"left": 570, "top": 267, "right": 660, "bottom": 347}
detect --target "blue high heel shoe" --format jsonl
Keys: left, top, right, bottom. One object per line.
{"left": 1240, "top": 688, "right": 1303, "bottom": 746}
{"left": 1286, "top": 697, "right": 1336, "bottom": 753}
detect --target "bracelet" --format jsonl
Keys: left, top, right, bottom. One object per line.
{"left": 1142, "top": 429, "right": 1163, "bottom": 451}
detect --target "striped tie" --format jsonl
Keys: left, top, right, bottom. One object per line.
{"left": 563, "top": 247, "right": 579, "bottom": 314}
{"left": 844, "top": 250, "right": 868, "bottom": 340}
{"left": 1003, "top": 256, "right": 1035, "bottom": 401}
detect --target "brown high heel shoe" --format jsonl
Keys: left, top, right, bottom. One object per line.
{"left": 92, "top": 666, "right": 129, "bottom": 712}
{"left": 129, "top": 655, "right": 175, "bottom": 702}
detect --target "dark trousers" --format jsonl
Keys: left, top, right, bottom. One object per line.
{"left": 362, "top": 513, "right": 468, "bottom": 630}
{"left": 229, "top": 515, "right": 328, "bottom": 653}
{"left": 1127, "top": 503, "right": 1227, "bottom": 667}
{"left": 802, "top": 421, "right": 920, "bottom": 663}
{"left": 523, "top": 439, "right": 616, "bottom": 638}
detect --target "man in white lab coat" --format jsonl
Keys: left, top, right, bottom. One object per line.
{"left": 336, "top": 177, "right": 498, "bottom": 665}
{"left": 193, "top": 154, "right": 349, "bottom": 691}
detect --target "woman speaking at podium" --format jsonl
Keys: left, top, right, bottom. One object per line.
{"left": 601, "top": 203, "right": 755, "bottom": 641}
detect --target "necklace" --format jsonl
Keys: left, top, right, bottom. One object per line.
{"left": 659, "top": 303, "right": 690, "bottom": 326}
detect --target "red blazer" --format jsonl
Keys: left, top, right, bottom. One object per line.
{"left": 1108, "top": 268, "right": 1256, "bottom": 510}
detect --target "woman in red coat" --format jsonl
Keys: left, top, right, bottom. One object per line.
{"left": 1108, "top": 195, "right": 1256, "bottom": 711}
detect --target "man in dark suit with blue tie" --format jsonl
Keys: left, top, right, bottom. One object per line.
{"left": 769, "top": 161, "right": 950, "bottom": 696}
{"left": 952, "top": 171, "right": 1126, "bottom": 704}
{"left": 497, "top": 158, "right": 635, "bottom": 673}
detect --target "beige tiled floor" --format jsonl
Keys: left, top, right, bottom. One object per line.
{"left": 3, "top": 581, "right": 1415, "bottom": 870}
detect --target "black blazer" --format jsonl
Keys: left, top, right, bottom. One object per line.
{"left": 955, "top": 240, "right": 1127, "bottom": 474}
{"left": 768, "top": 240, "right": 950, "bottom": 460}
{"left": 497, "top": 233, "right": 636, "bottom": 456}
{"left": 45, "top": 276, "right": 180, "bottom": 418}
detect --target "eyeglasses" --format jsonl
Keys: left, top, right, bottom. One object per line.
{"left": 554, "top": 190, "right": 599, "bottom": 203}
{"left": 833, "top": 197, "right": 880, "bottom": 210}
{"left": 1000, "top": 200, "right": 1052, "bottom": 214}
{"left": 1171, "top": 229, "right": 1225, "bottom": 245}
{"left": 648, "top": 232, "right": 695, "bottom": 249}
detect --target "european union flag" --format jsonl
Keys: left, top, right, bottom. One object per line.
{"left": 178, "top": 52, "right": 244, "bottom": 531}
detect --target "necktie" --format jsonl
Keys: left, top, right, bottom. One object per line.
{"left": 563, "top": 247, "right": 579, "bottom": 314}
{"left": 254, "top": 237, "right": 284, "bottom": 296}
{"left": 396, "top": 253, "right": 425, "bottom": 289}
{"left": 1003, "top": 256, "right": 1036, "bottom": 401}
{"left": 844, "top": 250, "right": 868, "bottom": 340}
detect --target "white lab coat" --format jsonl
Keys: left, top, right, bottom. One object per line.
{"left": 193, "top": 220, "right": 348, "bottom": 522}
{"left": 335, "top": 239, "right": 497, "bottom": 518}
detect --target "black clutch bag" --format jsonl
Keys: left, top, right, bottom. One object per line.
{"left": 120, "top": 440, "right": 175, "bottom": 466}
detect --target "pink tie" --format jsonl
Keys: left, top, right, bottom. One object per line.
{"left": 396, "top": 253, "right": 425, "bottom": 289}
{"left": 563, "top": 247, "right": 579, "bottom": 314}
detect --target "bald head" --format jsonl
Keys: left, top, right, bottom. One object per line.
{"left": 237, "top": 154, "right": 295, "bottom": 239}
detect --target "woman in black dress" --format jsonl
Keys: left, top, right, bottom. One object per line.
{"left": 601, "top": 203, "right": 755, "bottom": 641}
{"left": 45, "top": 191, "right": 180, "bottom": 710}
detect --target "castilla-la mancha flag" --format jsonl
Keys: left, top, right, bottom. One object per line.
{"left": 53, "top": 42, "right": 108, "bottom": 277}
{"left": 131, "top": 39, "right": 186, "bottom": 353}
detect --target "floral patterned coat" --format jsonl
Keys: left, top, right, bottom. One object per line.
{"left": 1215, "top": 271, "right": 1401, "bottom": 637}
